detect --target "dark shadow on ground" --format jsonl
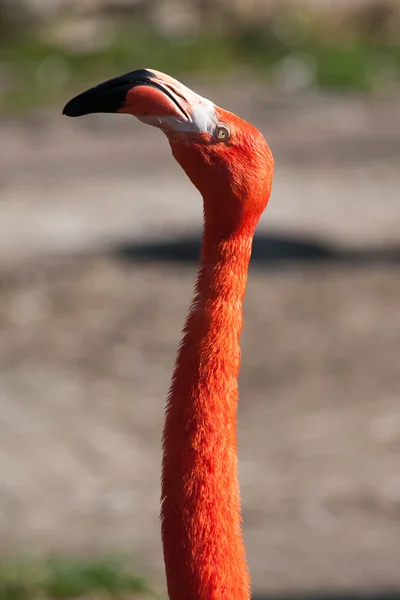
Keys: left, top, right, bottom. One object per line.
{"left": 112, "top": 233, "right": 400, "bottom": 268}
{"left": 253, "top": 593, "right": 400, "bottom": 600}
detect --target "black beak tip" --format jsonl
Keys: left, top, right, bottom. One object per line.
{"left": 62, "top": 97, "right": 83, "bottom": 117}
{"left": 62, "top": 90, "right": 124, "bottom": 117}
{"left": 62, "top": 69, "right": 157, "bottom": 118}
{"left": 62, "top": 106, "right": 72, "bottom": 117}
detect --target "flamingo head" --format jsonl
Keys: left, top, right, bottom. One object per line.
{"left": 63, "top": 68, "right": 274, "bottom": 233}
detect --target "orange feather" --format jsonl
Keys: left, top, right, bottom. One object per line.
{"left": 162, "top": 108, "right": 274, "bottom": 599}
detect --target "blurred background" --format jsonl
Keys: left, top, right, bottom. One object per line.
{"left": 0, "top": 0, "right": 400, "bottom": 599}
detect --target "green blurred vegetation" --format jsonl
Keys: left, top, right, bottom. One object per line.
{"left": 0, "top": 556, "right": 153, "bottom": 600}
{"left": 1, "top": 7, "right": 400, "bottom": 115}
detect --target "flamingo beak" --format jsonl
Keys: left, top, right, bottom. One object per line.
{"left": 62, "top": 68, "right": 217, "bottom": 135}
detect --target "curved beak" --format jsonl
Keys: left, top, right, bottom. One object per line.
{"left": 63, "top": 68, "right": 216, "bottom": 135}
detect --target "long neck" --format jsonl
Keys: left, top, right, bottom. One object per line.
{"left": 161, "top": 220, "right": 254, "bottom": 600}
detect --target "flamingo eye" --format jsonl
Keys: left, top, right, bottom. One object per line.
{"left": 215, "top": 123, "right": 230, "bottom": 141}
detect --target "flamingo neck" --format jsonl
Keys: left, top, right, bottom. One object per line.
{"left": 161, "top": 221, "right": 254, "bottom": 600}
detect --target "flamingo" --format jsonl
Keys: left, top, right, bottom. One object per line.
{"left": 63, "top": 68, "right": 274, "bottom": 600}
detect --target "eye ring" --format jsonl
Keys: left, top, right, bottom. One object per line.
{"left": 215, "top": 123, "right": 230, "bottom": 142}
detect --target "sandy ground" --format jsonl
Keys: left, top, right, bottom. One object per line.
{"left": 0, "top": 83, "right": 399, "bottom": 597}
